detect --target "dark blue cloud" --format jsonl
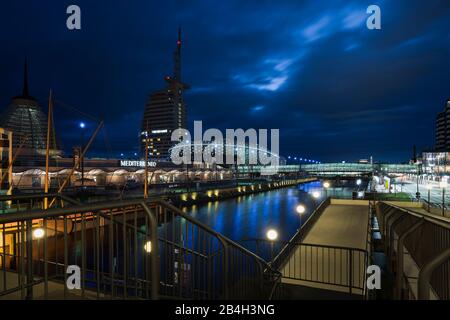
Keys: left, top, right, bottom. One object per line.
{"left": 0, "top": 0, "right": 449, "bottom": 161}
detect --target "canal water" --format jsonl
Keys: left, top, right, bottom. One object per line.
{"left": 185, "top": 181, "right": 355, "bottom": 261}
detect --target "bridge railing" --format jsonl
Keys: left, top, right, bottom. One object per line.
{"left": 376, "top": 202, "right": 450, "bottom": 300}
{"left": 0, "top": 195, "right": 279, "bottom": 300}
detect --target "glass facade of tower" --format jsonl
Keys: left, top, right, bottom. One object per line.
{"left": 141, "top": 84, "right": 187, "bottom": 160}
{"left": 141, "top": 29, "right": 188, "bottom": 161}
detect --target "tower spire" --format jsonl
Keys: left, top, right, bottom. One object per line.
{"left": 23, "top": 58, "right": 29, "bottom": 97}
{"left": 173, "top": 27, "right": 182, "bottom": 81}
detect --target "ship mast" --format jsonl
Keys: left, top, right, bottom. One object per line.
{"left": 44, "top": 90, "right": 52, "bottom": 209}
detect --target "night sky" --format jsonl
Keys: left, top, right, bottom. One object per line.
{"left": 1, "top": 0, "right": 449, "bottom": 163}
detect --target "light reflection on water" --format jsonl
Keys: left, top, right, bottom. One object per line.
{"left": 186, "top": 181, "right": 354, "bottom": 261}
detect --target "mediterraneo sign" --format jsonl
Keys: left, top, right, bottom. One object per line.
{"left": 120, "top": 160, "right": 157, "bottom": 168}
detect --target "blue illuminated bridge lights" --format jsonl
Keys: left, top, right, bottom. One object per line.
{"left": 287, "top": 156, "right": 321, "bottom": 164}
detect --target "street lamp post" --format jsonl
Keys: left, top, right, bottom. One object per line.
{"left": 79, "top": 122, "right": 86, "bottom": 187}
{"left": 296, "top": 204, "right": 306, "bottom": 229}
{"left": 426, "top": 184, "right": 432, "bottom": 212}
{"left": 266, "top": 229, "right": 278, "bottom": 264}
{"left": 312, "top": 191, "right": 320, "bottom": 207}
{"left": 440, "top": 180, "right": 447, "bottom": 216}
{"left": 416, "top": 164, "right": 422, "bottom": 201}
{"left": 33, "top": 228, "right": 45, "bottom": 276}
{"left": 323, "top": 182, "right": 330, "bottom": 198}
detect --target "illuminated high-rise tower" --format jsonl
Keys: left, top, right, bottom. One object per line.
{"left": 435, "top": 99, "right": 450, "bottom": 151}
{"left": 141, "top": 28, "right": 189, "bottom": 161}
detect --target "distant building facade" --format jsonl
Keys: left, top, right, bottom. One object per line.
{"left": 421, "top": 99, "right": 450, "bottom": 178}
{"left": 141, "top": 28, "right": 188, "bottom": 161}
{"left": 435, "top": 99, "right": 450, "bottom": 151}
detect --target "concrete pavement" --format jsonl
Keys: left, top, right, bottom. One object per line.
{"left": 281, "top": 199, "right": 370, "bottom": 295}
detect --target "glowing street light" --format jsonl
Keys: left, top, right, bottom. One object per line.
{"left": 266, "top": 229, "right": 278, "bottom": 241}
{"left": 312, "top": 191, "right": 320, "bottom": 199}
{"left": 296, "top": 204, "right": 306, "bottom": 214}
{"left": 33, "top": 228, "right": 45, "bottom": 239}
{"left": 356, "top": 179, "right": 362, "bottom": 186}
{"left": 79, "top": 122, "right": 85, "bottom": 129}
{"left": 144, "top": 241, "right": 152, "bottom": 253}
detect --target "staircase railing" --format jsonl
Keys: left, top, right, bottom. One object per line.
{"left": 0, "top": 195, "right": 279, "bottom": 300}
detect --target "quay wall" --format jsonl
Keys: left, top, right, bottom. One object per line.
{"left": 170, "top": 178, "right": 317, "bottom": 206}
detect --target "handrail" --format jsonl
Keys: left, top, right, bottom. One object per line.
{"left": 382, "top": 202, "right": 450, "bottom": 229}
{"left": 240, "top": 238, "right": 368, "bottom": 254}
{"left": 396, "top": 218, "right": 425, "bottom": 299}
{"left": 418, "top": 248, "right": 450, "bottom": 300}
{"left": 0, "top": 196, "right": 274, "bottom": 269}
{"left": 271, "top": 197, "right": 330, "bottom": 270}
{"left": 278, "top": 242, "right": 369, "bottom": 294}
{"left": 0, "top": 194, "right": 280, "bottom": 300}
{"left": 0, "top": 193, "right": 80, "bottom": 205}
{"left": 153, "top": 198, "right": 277, "bottom": 272}
{"left": 377, "top": 201, "right": 450, "bottom": 300}
{"left": 0, "top": 197, "right": 155, "bottom": 223}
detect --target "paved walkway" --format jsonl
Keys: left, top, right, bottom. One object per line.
{"left": 281, "top": 200, "right": 370, "bottom": 295}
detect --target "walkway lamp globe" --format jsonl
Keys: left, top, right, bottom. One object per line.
{"left": 323, "top": 182, "right": 330, "bottom": 189}
{"left": 144, "top": 241, "right": 152, "bottom": 253}
{"left": 312, "top": 191, "right": 320, "bottom": 199}
{"left": 266, "top": 229, "right": 278, "bottom": 241}
{"left": 296, "top": 204, "right": 306, "bottom": 214}
{"left": 33, "top": 228, "right": 45, "bottom": 239}
{"left": 356, "top": 179, "right": 362, "bottom": 186}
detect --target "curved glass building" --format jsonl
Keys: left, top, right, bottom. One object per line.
{"left": 0, "top": 61, "right": 60, "bottom": 157}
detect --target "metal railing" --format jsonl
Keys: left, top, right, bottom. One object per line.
{"left": 0, "top": 195, "right": 280, "bottom": 300}
{"left": 240, "top": 236, "right": 369, "bottom": 298}
{"left": 268, "top": 198, "right": 372, "bottom": 299}
{"left": 376, "top": 202, "right": 450, "bottom": 300}
{"left": 280, "top": 243, "right": 368, "bottom": 295}
{"left": 153, "top": 199, "right": 280, "bottom": 299}
{"left": 272, "top": 197, "right": 331, "bottom": 271}
{"left": 0, "top": 193, "right": 79, "bottom": 213}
